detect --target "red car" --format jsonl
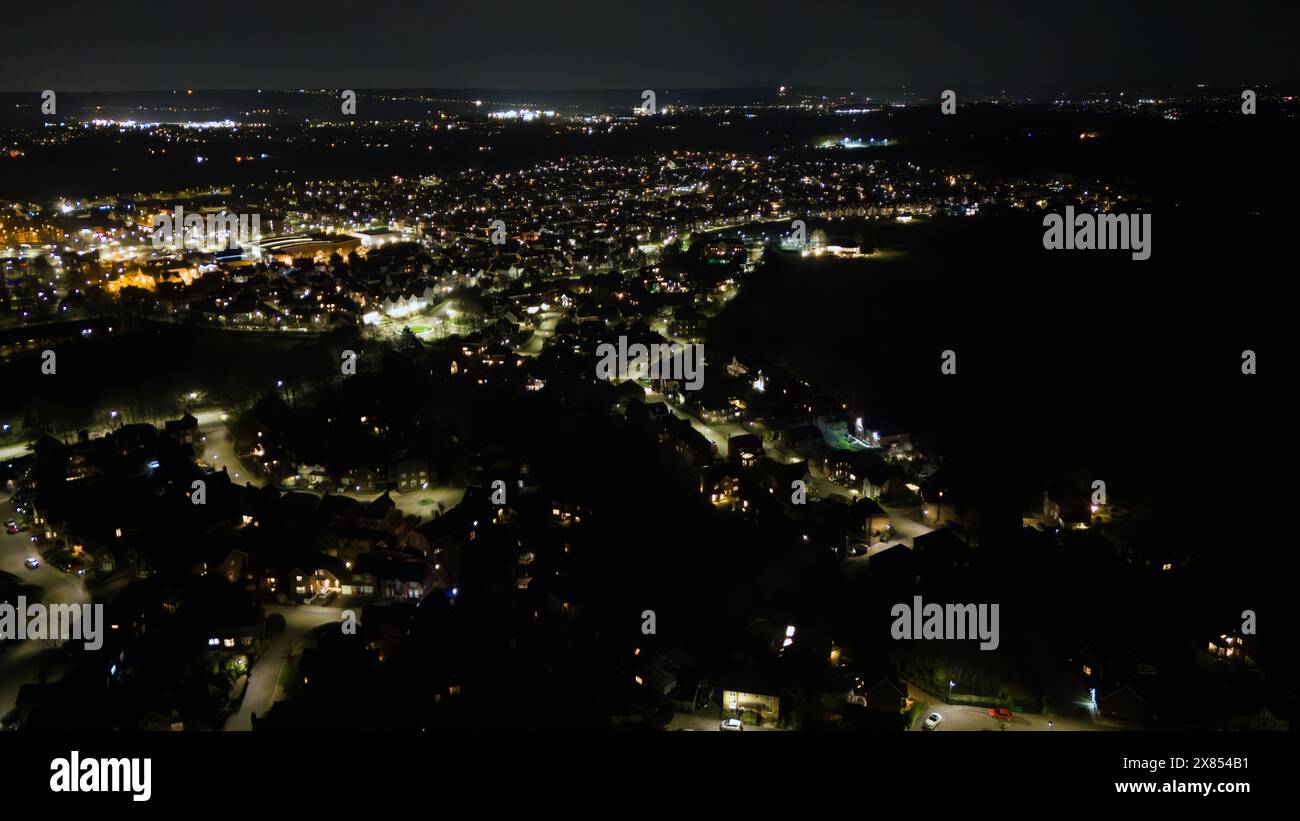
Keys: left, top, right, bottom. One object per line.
{"left": 989, "top": 708, "right": 1013, "bottom": 721}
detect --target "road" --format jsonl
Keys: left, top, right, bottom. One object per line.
{"left": 0, "top": 441, "right": 31, "bottom": 463}
{"left": 907, "top": 683, "right": 1108, "bottom": 732}
{"left": 518, "top": 311, "right": 562, "bottom": 356}
{"left": 0, "top": 488, "right": 93, "bottom": 719}
{"left": 667, "top": 708, "right": 784, "bottom": 732}
{"left": 194, "top": 409, "right": 258, "bottom": 484}
{"left": 880, "top": 502, "right": 932, "bottom": 548}
{"left": 1, "top": 407, "right": 233, "bottom": 464}
{"left": 198, "top": 412, "right": 466, "bottom": 515}
{"left": 224, "top": 601, "right": 348, "bottom": 730}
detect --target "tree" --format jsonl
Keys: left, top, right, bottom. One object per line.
{"left": 399, "top": 326, "right": 422, "bottom": 352}
{"left": 265, "top": 613, "right": 287, "bottom": 638}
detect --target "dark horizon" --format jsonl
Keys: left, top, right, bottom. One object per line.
{"left": 4, "top": 0, "right": 1299, "bottom": 93}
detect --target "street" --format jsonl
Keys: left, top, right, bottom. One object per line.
{"left": 907, "top": 684, "right": 1109, "bottom": 732}
{"left": 666, "top": 707, "right": 784, "bottom": 732}
{"left": 0, "top": 488, "right": 92, "bottom": 720}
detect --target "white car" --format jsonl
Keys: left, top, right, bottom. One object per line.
{"left": 719, "top": 718, "right": 744, "bottom": 731}
{"left": 923, "top": 712, "right": 944, "bottom": 730}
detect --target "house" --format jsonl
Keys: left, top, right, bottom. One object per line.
{"left": 163, "top": 412, "right": 200, "bottom": 446}
{"left": 1099, "top": 518, "right": 1188, "bottom": 572}
{"left": 659, "top": 416, "right": 715, "bottom": 467}
{"left": 287, "top": 462, "right": 328, "bottom": 489}
{"left": 352, "top": 552, "right": 440, "bottom": 601}
{"left": 851, "top": 498, "right": 893, "bottom": 543}
{"left": 724, "top": 355, "right": 752, "bottom": 377}
{"left": 718, "top": 683, "right": 782, "bottom": 726}
{"left": 341, "top": 464, "right": 386, "bottom": 493}
{"left": 86, "top": 543, "right": 117, "bottom": 575}
{"left": 820, "top": 450, "right": 910, "bottom": 502}
{"left": 1097, "top": 685, "right": 1148, "bottom": 723}
{"left": 644, "top": 401, "right": 672, "bottom": 422}
{"left": 866, "top": 543, "right": 917, "bottom": 585}
{"left": 611, "top": 379, "right": 646, "bottom": 412}
{"left": 120, "top": 546, "right": 156, "bottom": 580}
{"left": 779, "top": 424, "right": 824, "bottom": 452}
{"left": 1206, "top": 633, "right": 1256, "bottom": 667}
{"left": 193, "top": 547, "right": 250, "bottom": 586}
{"left": 180, "top": 577, "right": 265, "bottom": 653}
{"left": 699, "top": 462, "right": 742, "bottom": 508}
{"left": 726, "top": 433, "right": 764, "bottom": 467}
{"left": 920, "top": 485, "right": 979, "bottom": 530}
{"left": 756, "top": 457, "right": 810, "bottom": 497}
{"left": 911, "top": 528, "right": 972, "bottom": 572}
{"left": 852, "top": 677, "right": 908, "bottom": 713}
{"left": 1231, "top": 703, "right": 1290, "bottom": 732}
{"left": 287, "top": 555, "right": 347, "bottom": 597}
{"left": 877, "top": 432, "right": 914, "bottom": 451}
{"left": 693, "top": 393, "right": 741, "bottom": 426}
{"left": 317, "top": 492, "right": 362, "bottom": 524}
{"left": 386, "top": 454, "right": 430, "bottom": 492}
{"left": 634, "top": 652, "right": 680, "bottom": 697}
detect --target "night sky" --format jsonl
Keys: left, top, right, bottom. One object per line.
{"left": 4, "top": 0, "right": 1298, "bottom": 92}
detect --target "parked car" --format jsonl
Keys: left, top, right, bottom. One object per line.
{"left": 0, "top": 708, "right": 25, "bottom": 731}
{"left": 719, "top": 718, "right": 744, "bottom": 731}
{"left": 989, "top": 708, "right": 1013, "bottom": 721}
{"left": 23, "top": 558, "right": 39, "bottom": 570}
{"left": 923, "top": 712, "right": 944, "bottom": 730}
{"left": 4, "top": 519, "right": 17, "bottom": 534}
